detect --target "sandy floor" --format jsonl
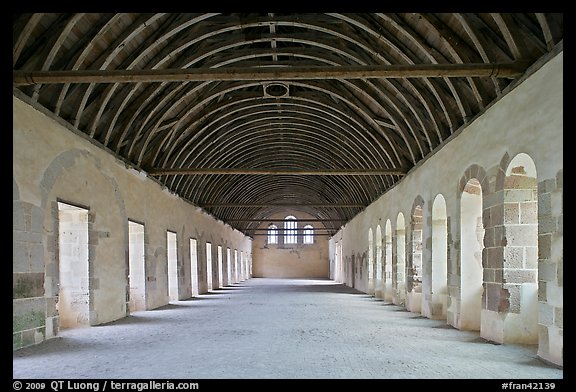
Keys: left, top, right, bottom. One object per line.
{"left": 13, "top": 278, "right": 563, "bottom": 380}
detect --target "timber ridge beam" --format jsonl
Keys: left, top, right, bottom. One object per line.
{"left": 12, "top": 62, "right": 530, "bottom": 86}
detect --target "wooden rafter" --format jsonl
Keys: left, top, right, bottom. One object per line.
{"left": 11, "top": 13, "right": 560, "bottom": 233}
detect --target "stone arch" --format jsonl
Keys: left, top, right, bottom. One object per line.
{"left": 337, "top": 240, "right": 343, "bottom": 283}
{"left": 349, "top": 254, "right": 355, "bottom": 289}
{"left": 478, "top": 153, "right": 541, "bottom": 344}
{"left": 458, "top": 177, "right": 485, "bottom": 331}
{"left": 384, "top": 219, "right": 393, "bottom": 302}
{"left": 367, "top": 227, "right": 375, "bottom": 295}
{"left": 499, "top": 153, "right": 539, "bottom": 343}
{"left": 357, "top": 251, "right": 365, "bottom": 290}
{"left": 393, "top": 212, "right": 406, "bottom": 306}
{"left": 430, "top": 193, "right": 448, "bottom": 320}
{"left": 406, "top": 196, "right": 424, "bottom": 313}
{"left": 41, "top": 148, "right": 128, "bottom": 333}
{"left": 375, "top": 224, "right": 383, "bottom": 299}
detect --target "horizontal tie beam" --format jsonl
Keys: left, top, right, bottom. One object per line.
{"left": 227, "top": 219, "right": 347, "bottom": 222}
{"left": 12, "top": 62, "right": 529, "bottom": 86}
{"left": 249, "top": 233, "right": 334, "bottom": 236}
{"left": 202, "top": 203, "right": 366, "bottom": 208}
{"left": 249, "top": 227, "right": 334, "bottom": 231}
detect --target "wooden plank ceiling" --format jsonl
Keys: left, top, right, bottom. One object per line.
{"left": 12, "top": 13, "right": 563, "bottom": 237}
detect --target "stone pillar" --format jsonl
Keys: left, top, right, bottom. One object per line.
{"left": 536, "top": 171, "right": 563, "bottom": 367}
{"left": 421, "top": 207, "right": 433, "bottom": 319}
{"left": 13, "top": 197, "right": 49, "bottom": 350}
{"left": 481, "top": 157, "right": 540, "bottom": 345}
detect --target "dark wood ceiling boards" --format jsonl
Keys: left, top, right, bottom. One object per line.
{"left": 12, "top": 13, "right": 564, "bottom": 237}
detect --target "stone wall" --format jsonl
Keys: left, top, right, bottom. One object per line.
{"left": 330, "top": 50, "right": 563, "bottom": 367}
{"left": 13, "top": 95, "right": 252, "bottom": 350}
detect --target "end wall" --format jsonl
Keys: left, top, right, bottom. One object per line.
{"left": 252, "top": 211, "right": 329, "bottom": 278}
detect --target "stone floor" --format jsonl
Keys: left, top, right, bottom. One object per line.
{"left": 13, "top": 278, "right": 563, "bottom": 382}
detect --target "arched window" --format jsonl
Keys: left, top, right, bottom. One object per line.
{"left": 303, "top": 225, "right": 314, "bottom": 244}
{"left": 284, "top": 216, "right": 297, "bottom": 244}
{"left": 267, "top": 224, "right": 278, "bottom": 244}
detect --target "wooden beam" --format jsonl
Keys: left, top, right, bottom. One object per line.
{"left": 12, "top": 62, "right": 530, "bottom": 86}
{"left": 227, "top": 219, "right": 347, "bottom": 222}
{"left": 250, "top": 228, "right": 336, "bottom": 231}
{"left": 149, "top": 168, "right": 406, "bottom": 176}
{"left": 202, "top": 204, "right": 365, "bottom": 208}
{"left": 249, "top": 233, "right": 334, "bottom": 236}
{"left": 374, "top": 117, "right": 397, "bottom": 129}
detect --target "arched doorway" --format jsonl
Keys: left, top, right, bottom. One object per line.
{"left": 406, "top": 205, "right": 423, "bottom": 313}
{"left": 393, "top": 213, "right": 406, "bottom": 306}
{"left": 431, "top": 194, "right": 448, "bottom": 320}
{"left": 384, "top": 220, "right": 393, "bottom": 302}
{"left": 368, "top": 228, "right": 374, "bottom": 295}
{"left": 460, "top": 179, "right": 484, "bottom": 330}
{"left": 375, "top": 225, "right": 383, "bottom": 299}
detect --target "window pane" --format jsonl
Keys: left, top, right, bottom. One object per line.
{"left": 284, "top": 216, "right": 297, "bottom": 244}
{"left": 303, "top": 225, "right": 314, "bottom": 244}
{"left": 268, "top": 224, "right": 278, "bottom": 244}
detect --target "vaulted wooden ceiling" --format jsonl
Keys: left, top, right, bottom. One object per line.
{"left": 12, "top": 13, "right": 563, "bottom": 237}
